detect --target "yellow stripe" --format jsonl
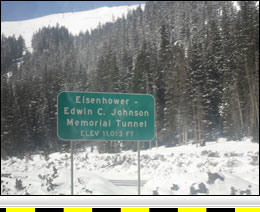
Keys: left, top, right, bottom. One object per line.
{"left": 7, "top": 209, "right": 35, "bottom": 212}
{"left": 236, "top": 209, "right": 260, "bottom": 212}
{"left": 64, "top": 209, "right": 92, "bottom": 212}
{"left": 178, "top": 209, "right": 207, "bottom": 212}
{"left": 121, "top": 209, "right": 149, "bottom": 212}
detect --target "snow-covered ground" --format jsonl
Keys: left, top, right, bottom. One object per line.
{"left": 1, "top": 138, "right": 259, "bottom": 195}
{"left": 1, "top": 4, "right": 145, "bottom": 51}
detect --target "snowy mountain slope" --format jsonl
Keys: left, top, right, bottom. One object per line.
{"left": 1, "top": 4, "right": 145, "bottom": 51}
{"left": 1, "top": 138, "right": 259, "bottom": 195}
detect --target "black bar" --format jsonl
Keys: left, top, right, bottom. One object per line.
{"left": 150, "top": 209, "right": 178, "bottom": 212}
{"left": 93, "top": 209, "right": 120, "bottom": 212}
{"left": 36, "top": 208, "right": 63, "bottom": 212}
{"left": 207, "top": 209, "right": 235, "bottom": 212}
{"left": 0, "top": 208, "right": 6, "bottom": 212}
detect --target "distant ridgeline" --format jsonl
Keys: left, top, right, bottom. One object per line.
{"left": 1, "top": 1, "right": 259, "bottom": 157}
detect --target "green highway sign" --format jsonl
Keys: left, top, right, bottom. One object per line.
{"left": 57, "top": 91, "right": 155, "bottom": 141}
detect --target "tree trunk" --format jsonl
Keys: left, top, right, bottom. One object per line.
{"left": 235, "top": 85, "right": 244, "bottom": 130}
{"left": 192, "top": 102, "right": 198, "bottom": 147}
{"left": 245, "top": 53, "right": 258, "bottom": 137}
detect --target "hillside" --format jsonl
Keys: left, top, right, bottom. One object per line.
{"left": 1, "top": 4, "right": 145, "bottom": 51}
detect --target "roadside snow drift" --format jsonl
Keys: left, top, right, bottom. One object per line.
{"left": 1, "top": 138, "right": 259, "bottom": 195}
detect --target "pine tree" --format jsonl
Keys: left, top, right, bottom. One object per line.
{"left": 203, "top": 18, "right": 223, "bottom": 141}
{"left": 238, "top": 1, "right": 259, "bottom": 142}
{"left": 155, "top": 24, "right": 169, "bottom": 144}
{"left": 132, "top": 43, "right": 149, "bottom": 94}
{"left": 187, "top": 40, "right": 205, "bottom": 146}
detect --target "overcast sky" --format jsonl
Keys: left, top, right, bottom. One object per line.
{"left": 1, "top": 1, "right": 146, "bottom": 21}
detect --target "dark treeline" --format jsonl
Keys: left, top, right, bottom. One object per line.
{"left": 1, "top": 1, "right": 259, "bottom": 158}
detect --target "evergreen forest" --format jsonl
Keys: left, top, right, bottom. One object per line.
{"left": 1, "top": 1, "right": 259, "bottom": 158}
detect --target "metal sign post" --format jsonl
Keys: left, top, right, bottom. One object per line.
{"left": 138, "top": 141, "right": 141, "bottom": 195}
{"left": 57, "top": 92, "right": 155, "bottom": 195}
{"left": 71, "top": 140, "right": 74, "bottom": 195}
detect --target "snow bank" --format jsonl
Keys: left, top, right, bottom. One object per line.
{"left": 1, "top": 138, "right": 259, "bottom": 195}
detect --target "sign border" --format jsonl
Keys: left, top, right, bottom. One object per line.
{"left": 57, "top": 91, "right": 156, "bottom": 142}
